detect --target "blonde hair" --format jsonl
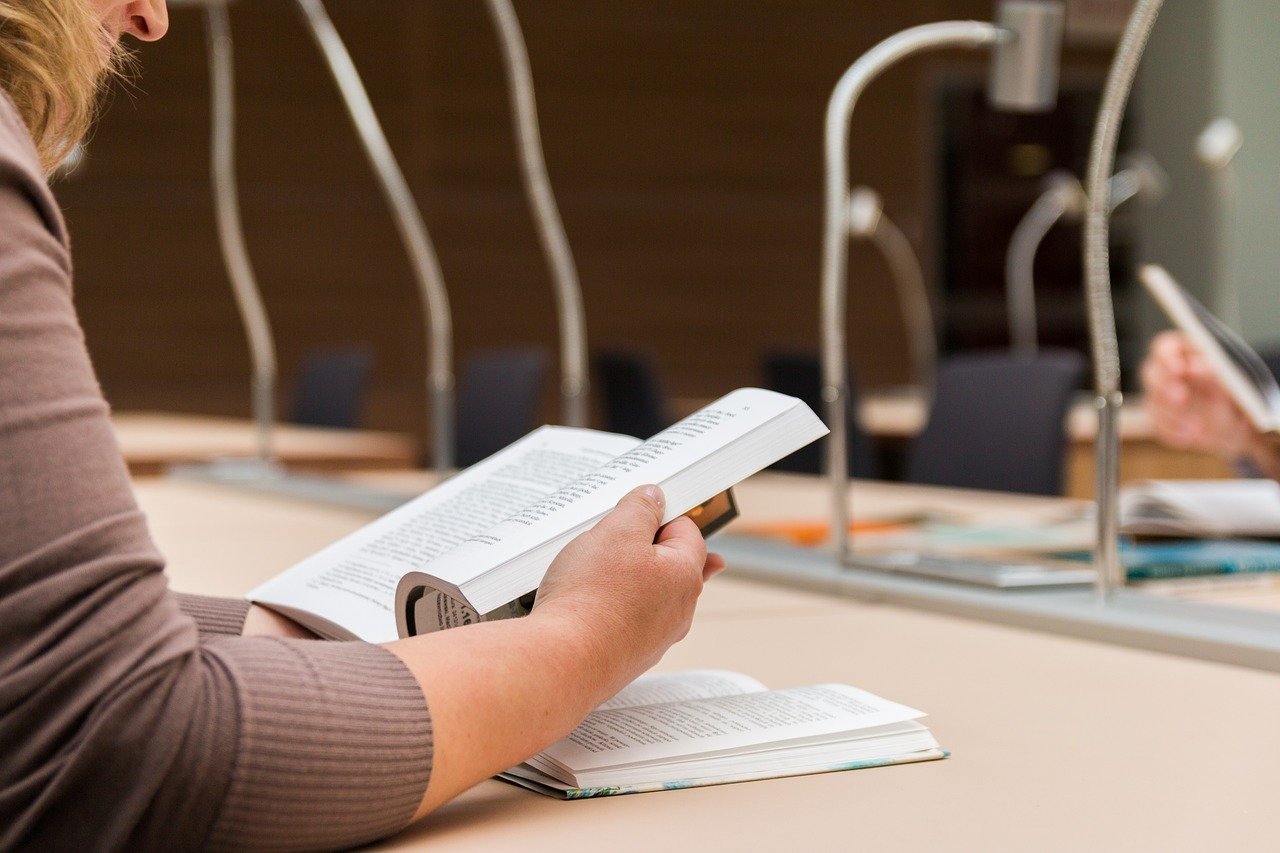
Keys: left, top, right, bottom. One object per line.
{"left": 0, "top": 0, "right": 120, "bottom": 173}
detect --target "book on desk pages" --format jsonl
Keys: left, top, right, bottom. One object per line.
{"left": 1116, "top": 473, "right": 1280, "bottom": 535}
{"left": 246, "top": 388, "right": 829, "bottom": 643}
{"left": 1120, "top": 479, "right": 1280, "bottom": 539}
{"left": 1140, "top": 264, "right": 1280, "bottom": 436}
{"left": 499, "top": 669, "right": 945, "bottom": 798}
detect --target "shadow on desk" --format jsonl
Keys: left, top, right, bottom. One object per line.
{"left": 376, "top": 785, "right": 524, "bottom": 849}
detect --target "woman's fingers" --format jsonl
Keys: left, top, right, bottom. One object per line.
{"left": 703, "top": 552, "right": 727, "bottom": 581}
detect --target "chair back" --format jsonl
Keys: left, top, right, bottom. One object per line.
{"left": 593, "top": 349, "right": 671, "bottom": 439}
{"left": 290, "top": 346, "right": 374, "bottom": 429}
{"left": 761, "top": 350, "right": 879, "bottom": 478}
{"left": 904, "top": 349, "right": 1086, "bottom": 495}
{"left": 456, "top": 347, "right": 549, "bottom": 467}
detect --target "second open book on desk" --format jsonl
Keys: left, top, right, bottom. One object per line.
{"left": 247, "top": 387, "right": 828, "bottom": 643}
{"left": 501, "top": 669, "right": 944, "bottom": 798}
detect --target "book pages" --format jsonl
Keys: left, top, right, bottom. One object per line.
{"left": 247, "top": 427, "right": 639, "bottom": 642}
{"left": 504, "top": 671, "right": 943, "bottom": 796}
{"left": 1120, "top": 479, "right": 1280, "bottom": 537}
{"left": 538, "top": 683, "right": 925, "bottom": 774}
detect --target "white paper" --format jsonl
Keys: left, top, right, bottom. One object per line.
{"left": 247, "top": 427, "right": 639, "bottom": 642}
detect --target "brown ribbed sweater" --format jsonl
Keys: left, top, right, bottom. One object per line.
{"left": 0, "top": 92, "right": 432, "bottom": 850}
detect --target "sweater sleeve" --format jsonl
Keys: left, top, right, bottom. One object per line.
{"left": 175, "top": 593, "right": 252, "bottom": 637}
{"left": 0, "top": 95, "right": 431, "bottom": 851}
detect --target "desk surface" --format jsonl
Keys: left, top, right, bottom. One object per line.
{"left": 137, "top": 474, "right": 1279, "bottom": 851}
{"left": 113, "top": 411, "right": 419, "bottom": 474}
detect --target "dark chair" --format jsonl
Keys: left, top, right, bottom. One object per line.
{"left": 903, "top": 349, "right": 1086, "bottom": 496}
{"left": 593, "top": 349, "right": 672, "bottom": 439}
{"left": 290, "top": 346, "right": 374, "bottom": 429}
{"left": 760, "top": 350, "right": 880, "bottom": 478}
{"left": 455, "top": 347, "right": 549, "bottom": 467}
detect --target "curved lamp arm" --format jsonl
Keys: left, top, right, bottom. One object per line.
{"left": 1109, "top": 152, "right": 1168, "bottom": 211}
{"left": 848, "top": 187, "right": 937, "bottom": 391}
{"left": 483, "top": 0, "right": 588, "bottom": 427}
{"left": 1006, "top": 170, "right": 1084, "bottom": 356}
{"left": 1007, "top": 155, "right": 1165, "bottom": 357}
{"left": 294, "top": 0, "right": 455, "bottom": 473}
{"left": 204, "top": 2, "right": 278, "bottom": 465}
{"left": 822, "top": 21, "right": 1005, "bottom": 565}
{"left": 1083, "top": 0, "right": 1165, "bottom": 596}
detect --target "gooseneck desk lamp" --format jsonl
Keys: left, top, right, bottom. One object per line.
{"left": 1006, "top": 154, "right": 1167, "bottom": 356}
{"left": 169, "top": 0, "right": 455, "bottom": 480}
{"left": 847, "top": 187, "right": 936, "bottom": 391}
{"left": 822, "top": 1, "right": 1066, "bottom": 566}
{"left": 484, "top": 0, "right": 589, "bottom": 428}
{"left": 181, "top": 0, "right": 587, "bottom": 484}
{"left": 205, "top": 1, "right": 278, "bottom": 472}
{"left": 1083, "top": 0, "right": 1164, "bottom": 598}
{"left": 293, "top": 0, "right": 455, "bottom": 474}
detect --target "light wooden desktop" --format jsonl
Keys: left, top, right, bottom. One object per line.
{"left": 112, "top": 411, "right": 419, "bottom": 475}
{"left": 139, "top": 472, "right": 1279, "bottom": 851}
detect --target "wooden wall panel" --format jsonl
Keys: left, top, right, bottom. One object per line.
{"left": 56, "top": 1, "right": 1110, "bottom": 445}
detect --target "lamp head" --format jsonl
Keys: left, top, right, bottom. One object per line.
{"left": 847, "top": 187, "right": 884, "bottom": 237}
{"left": 1040, "top": 169, "right": 1086, "bottom": 218}
{"left": 989, "top": 0, "right": 1065, "bottom": 113}
{"left": 1197, "top": 117, "right": 1243, "bottom": 170}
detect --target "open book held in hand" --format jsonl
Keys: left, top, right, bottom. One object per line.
{"left": 1139, "top": 264, "right": 1280, "bottom": 436}
{"left": 1120, "top": 479, "right": 1280, "bottom": 538}
{"left": 247, "top": 388, "right": 828, "bottom": 642}
{"left": 500, "top": 669, "right": 945, "bottom": 798}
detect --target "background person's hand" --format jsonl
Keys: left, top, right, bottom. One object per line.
{"left": 1140, "top": 330, "right": 1260, "bottom": 460}
{"left": 532, "top": 484, "right": 725, "bottom": 700}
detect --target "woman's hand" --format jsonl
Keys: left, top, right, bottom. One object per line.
{"left": 386, "top": 484, "right": 724, "bottom": 820}
{"left": 1140, "top": 331, "right": 1280, "bottom": 476}
{"left": 532, "top": 484, "right": 726, "bottom": 700}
